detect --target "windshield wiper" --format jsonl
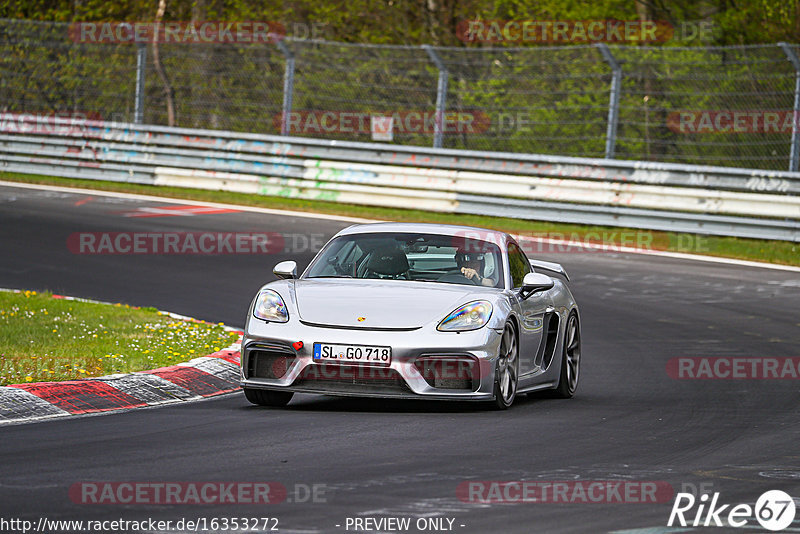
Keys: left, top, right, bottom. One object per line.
{"left": 309, "top": 275, "right": 353, "bottom": 279}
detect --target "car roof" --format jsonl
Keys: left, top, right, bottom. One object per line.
{"left": 334, "top": 222, "right": 512, "bottom": 245}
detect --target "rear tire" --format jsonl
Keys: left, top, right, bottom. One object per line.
{"left": 491, "top": 322, "right": 519, "bottom": 410}
{"left": 243, "top": 388, "right": 294, "bottom": 407}
{"left": 553, "top": 312, "right": 580, "bottom": 398}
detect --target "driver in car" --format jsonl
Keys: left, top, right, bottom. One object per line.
{"left": 455, "top": 248, "right": 495, "bottom": 287}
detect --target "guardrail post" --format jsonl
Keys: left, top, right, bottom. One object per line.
{"left": 596, "top": 43, "right": 622, "bottom": 160}
{"left": 134, "top": 41, "right": 147, "bottom": 124}
{"left": 422, "top": 45, "right": 448, "bottom": 149}
{"left": 779, "top": 42, "right": 800, "bottom": 172}
{"left": 276, "top": 39, "right": 295, "bottom": 137}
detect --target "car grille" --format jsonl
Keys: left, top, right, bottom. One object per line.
{"left": 247, "top": 349, "right": 295, "bottom": 379}
{"left": 293, "top": 363, "right": 410, "bottom": 394}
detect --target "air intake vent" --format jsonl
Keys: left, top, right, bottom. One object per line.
{"left": 541, "top": 314, "right": 560, "bottom": 370}
{"left": 247, "top": 349, "right": 295, "bottom": 379}
{"left": 414, "top": 356, "right": 479, "bottom": 390}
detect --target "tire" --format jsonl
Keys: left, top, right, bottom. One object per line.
{"left": 553, "top": 312, "right": 581, "bottom": 398}
{"left": 492, "top": 322, "right": 519, "bottom": 410}
{"left": 243, "top": 388, "right": 294, "bottom": 407}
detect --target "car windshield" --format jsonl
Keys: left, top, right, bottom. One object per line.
{"left": 305, "top": 232, "right": 504, "bottom": 288}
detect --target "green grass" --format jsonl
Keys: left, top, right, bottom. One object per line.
{"left": 1, "top": 171, "right": 798, "bottom": 267}
{"left": 0, "top": 290, "right": 239, "bottom": 386}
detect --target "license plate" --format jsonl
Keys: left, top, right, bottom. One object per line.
{"left": 313, "top": 343, "right": 391, "bottom": 366}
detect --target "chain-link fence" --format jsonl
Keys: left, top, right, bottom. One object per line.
{"left": 2, "top": 19, "right": 800, "bottom": 171}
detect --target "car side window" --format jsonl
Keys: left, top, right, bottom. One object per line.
{"left": 507, "top": 242, "right": 530, "bottom": 288}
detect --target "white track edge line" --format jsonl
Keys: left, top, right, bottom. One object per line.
{"left": 0, "top": 180, "right": 379, "bottom": 224}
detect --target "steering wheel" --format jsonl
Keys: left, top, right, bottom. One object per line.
{"left": 437, "top": 272, "right": 479, "bottom": 285}
{"left": 356, "top": 253, "right": 372, "bottom": 278}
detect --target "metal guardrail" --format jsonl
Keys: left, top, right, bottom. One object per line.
{"left": 0, "top": 116, "right": 798, "bottom": 242}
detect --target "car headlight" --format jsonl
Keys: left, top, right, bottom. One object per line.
{"left": 437, "top": 301, "right": 492, "bottom": 332}
{"left": 253, "top": 289, "right": 289, "bottom": 323}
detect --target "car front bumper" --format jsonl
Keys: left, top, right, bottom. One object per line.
{"left": 240, "top": 319, "right": 504, "bottom": 401}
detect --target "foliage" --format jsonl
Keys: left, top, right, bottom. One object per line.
{"left": 0, "top": 289, "right": 238, "bottom": 385}
{"left": 0, "top": 2, "right": 798, "bottom": 169}
{"left": 1, "top": 0, "right": 799, "bottom": 45}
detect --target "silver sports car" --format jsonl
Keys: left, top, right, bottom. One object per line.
{"left": 240, "top": 223, "right": 581, "bottom": 409}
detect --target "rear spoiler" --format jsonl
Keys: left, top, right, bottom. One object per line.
{"left": 528, "top": 259, "right": 570, "bottom": 282}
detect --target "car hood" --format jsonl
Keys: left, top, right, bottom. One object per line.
{"left": 293, "top": 279, "right": 486, "bottom": 329}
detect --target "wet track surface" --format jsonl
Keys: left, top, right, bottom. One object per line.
{"left": 1, "top": 183, "right": 799, "bottom": 533}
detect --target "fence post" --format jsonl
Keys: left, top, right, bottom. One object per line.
{"left": 779, "top": 42, "right": 800, "bottom": 172}
{"left": 276, "top": 39, "right": 295, "bottom": 137}
{"left": 134, "top": 42, "right": 147, "bottom": 124}
{"left": 596, "top": 43, "right": 621, "bottom": 159}
{"left": 119, "top": 23, "right": 145, "bottom": 124}
{"left": 422, "top": 45, "right": 448, "bottom": 149}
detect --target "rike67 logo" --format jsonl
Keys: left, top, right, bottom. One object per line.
{"left": 668, "top": 490, "right": 796, "bottom": 531}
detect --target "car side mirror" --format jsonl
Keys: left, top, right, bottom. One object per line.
{"left": 519, "top": 272, "right": 554, "bottom": 300}
{"left": 273, "top": 260, "right": 297, "bottom": 280}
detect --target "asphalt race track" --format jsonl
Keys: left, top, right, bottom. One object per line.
{"left": 1, "top": 182, "right": 799, "bottom": 534}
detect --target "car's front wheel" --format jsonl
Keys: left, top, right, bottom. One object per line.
{"left": 492, "top": 322, "right": 519, "bottom": 410}
{"left": 243, "top": 388, "right": 294, "bottom": 407}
